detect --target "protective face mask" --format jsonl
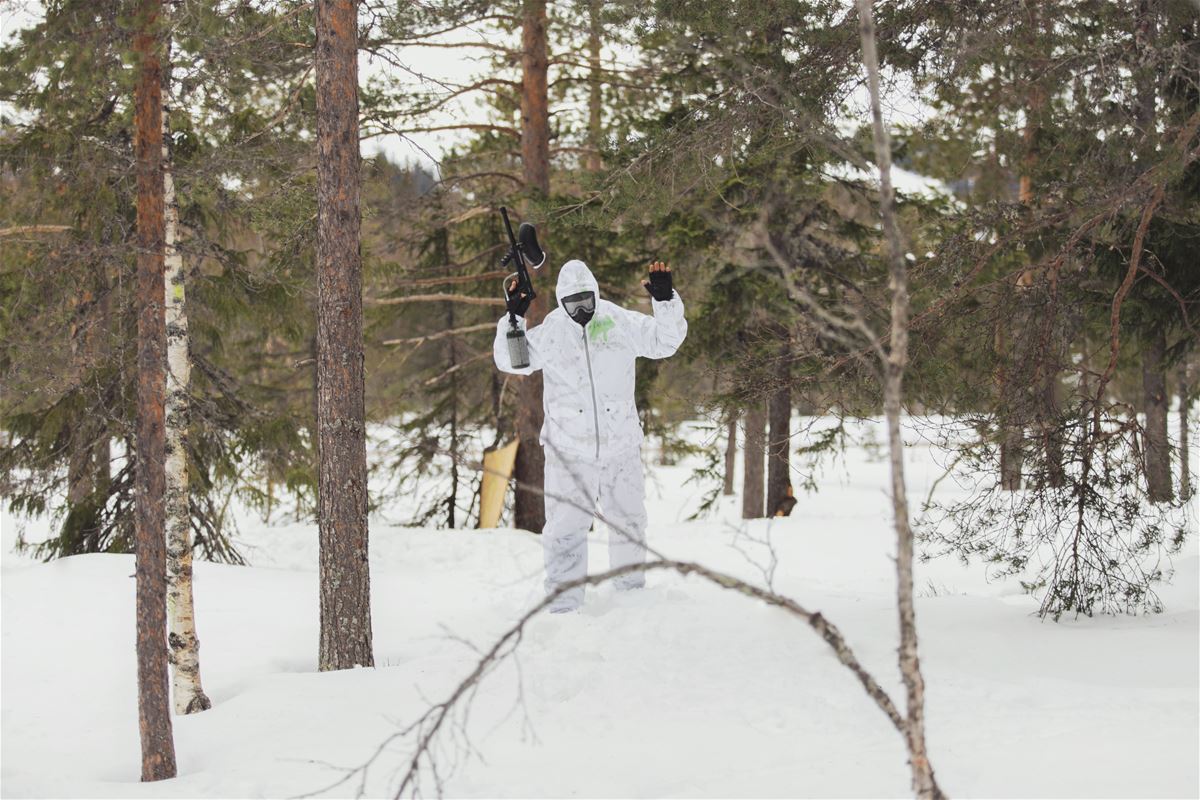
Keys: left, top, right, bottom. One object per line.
{"left": 562, "top": 291, "right": 596, "bottom": 327}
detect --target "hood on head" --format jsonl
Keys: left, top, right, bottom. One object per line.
{"left": 555, "top": 259, "right": 599, "bottom": 306}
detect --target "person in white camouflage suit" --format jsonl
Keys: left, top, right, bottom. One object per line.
{"left": 494, "top": 259, "right": 687, "bottom": 613}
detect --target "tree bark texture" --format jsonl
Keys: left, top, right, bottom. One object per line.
{"left": 513, "top": 0, "right": 550, "bottom": 533}
{"left": 857, "top": 0, "right": 942, "bottom": 796}
{"left": 162, "top": 61, "right": 211, "bottom": 714}
{"left": 133, "top": 0, "right": 177, "bottom": 779}
{"left": 315, "top": 0, "right": 374, "bottom": 670}
{"left": 1143, "top": 326, "right": 1172, "bottom": 503}
{"left": 742, "top": 402, "right": 766, "bottom": 520}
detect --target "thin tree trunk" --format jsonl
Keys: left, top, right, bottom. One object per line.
{"left": 67, "top": 252, "right": 108, "bottom": 546}
{"left": 742, "top": 403, "right": 766, "bottom": 519}
{"left": 132, "top": 0, "right": 176, "bottom": 780}
{"left": 995, "top": 320, "right": 1023, "bottom": 490}
{"left": 1180, "top": 362, "right": 1192, "bottom": 502}
{"left": 1041, "top": 370, "right": 1066, "bottom": 488}
{"left": 67, "top": 437, "right": 94, "bottom": 506}
{"left": 315, "top": 0, "right": 374, "bottom": 671}
{"left": 767, "top": 345, "right": 792, "bottom": 515}
{"left": 162, "top": 56, "right": 211, "bottom": 715}
{"left": 997, "top": 45, "right": 1033, "bottom": 488}
{"left": 442, "top": 228, "right": 460, "bottom": 528}
{"left": 1133, "top": 0, "right": 1171, "bottom": 504}
{"left": 856, "top": 1, "right": 942, "bottom": 796}
{"left": 513, "top": 0, "right": 550, "bottom": 533}
{"left": 723, "top": 413, "right": 737, "bottom": 496}
{"left": 1017, "top": 14, "right": 1067, "bottom": 491}
{"left": 1143, "top": 326, "right": 1172, "bottom": 502}
{"left": 585, "top": 0, "right": 603, "bottom": 172}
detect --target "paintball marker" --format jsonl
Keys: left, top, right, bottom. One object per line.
{"left": 499, "top": 206, "right": 546, "bottom": 369}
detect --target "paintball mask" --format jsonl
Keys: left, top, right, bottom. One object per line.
{"left": 562, "top": 291, "right": 596, "bottom": 327}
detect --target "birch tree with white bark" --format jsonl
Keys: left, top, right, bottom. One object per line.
{"left": 162, "top": 50, "right": 211, "bottom": 714}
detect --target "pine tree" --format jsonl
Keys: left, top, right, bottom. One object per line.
{"left": 1, "top": 1, "right": 321, "bottom": 561}
{"left": 315, "top": 0, "right": 374, "bottom": 671}
{"left": 131, "top": 0, "right": 176, "bottom": 779}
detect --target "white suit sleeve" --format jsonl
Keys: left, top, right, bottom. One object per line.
{"left": 493, "top": 315, "right": 543, "bottom": 375}
{"left": 625, "top": 292, "right": 687, "bottom": 359}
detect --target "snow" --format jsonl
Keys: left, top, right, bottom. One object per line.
{"left": 2, "top": 418, "right": 1198, "bottom": 798}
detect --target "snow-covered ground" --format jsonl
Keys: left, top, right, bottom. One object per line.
{"left": 2, "top": 418, "right": 1197, "bottom": 798}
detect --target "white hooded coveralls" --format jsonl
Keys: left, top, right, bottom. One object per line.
{"left": 493, "top": 259, "right": 688, "bottom": 610}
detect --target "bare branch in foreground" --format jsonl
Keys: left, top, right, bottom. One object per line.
{"left": 856, "top": 1, "right": 943, "bottom": 797}
{"left": 299, "top": 443, "right": 910, "bottom": 799}
{"left": 298, "top": 555, "right": 905, "bottom": 799}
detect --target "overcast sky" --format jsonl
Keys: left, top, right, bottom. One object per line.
{"left": 2, "top": 1, "right": 937, "bottom": 184}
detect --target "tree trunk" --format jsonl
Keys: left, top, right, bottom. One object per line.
{"left": 66, "top": 406, "right": 97, "bottom": 509}
{"left": 132, "top": 0, "right": 176, "bottom": 780}
{"left": 1179, "top": 362, "right": 1192, "bottom": 502}
{"left": 315, "top": 0, "right": 374, "bottom": 671}
{"left": 66, "top": 248, "right": 110, "bottom": 549}
{"left": 767, "top": 351, "right": 792, "bottom": 515}
{"left": 995, "top": 320, "right": 1023, "bottom": 490}
{"left": 1133, "top": 0, "right": 1170, "bottom": 504}
{"left": 856, "top": 1, "right": 942, "bottom": 796}
{"left": 66, "top": 427, "right": 106, "bottom": 551}
{"left": 443, "top": 228, "right": 460, "bottom": 529}
{"left": 585, "top": 0, "right": 603, "bottom": 172}
{"left": 1143, "top": 326, "right": 1172, "bottom": 503}
{"left": 162, "top": 58, "right": 211, "bottom": 715}
{"left": 1041, "top": 371, "right": 1066, "bottom": 489}
{"left": 723, "top": 413, "right": 737, "bottom": 496}
{"left": 742, "top": 403, "right": 766, "bottom": 519}
{"left": 513, "top": 0, "right": 550, "bottom": 533}
{"left": 1016, "top": 15, "right": 1067, "bottom": 491}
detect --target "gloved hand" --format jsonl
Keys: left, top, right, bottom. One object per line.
{"left": 506, "top": 277, "right": 533, "bottom": 317}
{"left": 642, "top": 261, "right": 674, "bottom": 301}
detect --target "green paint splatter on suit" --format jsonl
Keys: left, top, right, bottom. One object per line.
{"left": 588, "top": 315, "right": 615, "bottom": 344}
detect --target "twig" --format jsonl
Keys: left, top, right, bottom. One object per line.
{"left": 383, "top": 323, "right": 495, "bottom": 347}
{"left": 371, "top": 294, "right": 506, "bottom": 307}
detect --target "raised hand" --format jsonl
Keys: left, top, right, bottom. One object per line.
{"left": 506, "top": 277, "right": 532, "bottom": 317}
{"left": 642, "top": 261, "right": 674, "bottom": 301}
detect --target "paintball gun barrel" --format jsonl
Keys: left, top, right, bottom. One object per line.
{"left": 500, "top": 207, "right": 546, "bottom": 369}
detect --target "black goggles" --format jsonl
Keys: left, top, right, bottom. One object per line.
{"left": 561, "top": 291, "right": 595, "bottom": 317}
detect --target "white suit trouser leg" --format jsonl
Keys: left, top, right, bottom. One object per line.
{"left": 542, "top": 447, "right": 648, "bottom": 611}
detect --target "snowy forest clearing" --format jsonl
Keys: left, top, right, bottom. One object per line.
{"left": 4, "top": 419, "right": 1197, "bottom": 798}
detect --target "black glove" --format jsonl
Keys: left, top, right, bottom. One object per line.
{"left": 644, "top": 269, "right": 674, "bottom": 301}
{"left": 506, "top": 279, "right": 533, "bottom": 317}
